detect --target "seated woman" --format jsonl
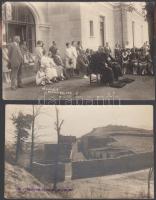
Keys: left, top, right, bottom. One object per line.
{"left": 89, "top": 47, "right": 114, "bottom": 85}
{"left": 76, "top": 50, "right": 89, "bottom": 78}
{"left": 20, "top": 41, "right": 35, "bottom": 65}
{"left": 138, "top": 49, "right": 148, "bottom": 75}
{"left": 129, "top": 48, "right": 138, "bottom": 75}
{"left": 20, "top": 41, "right": 29, "bottom": 64}
{"left": 100, "top": 63, "right": 114, "bottom": 85}
{"left": 53, "top": 49, "right": 65, "bottom": 80}
{"left": 146, "top": 52, "right": 153, "bottom": 75}
{"left": 106, "top": 54, "right": 122, "bottom": 81}
{"left": 41, "top": 50, "right": 58, "bottom": 82}
{"left": 36, "top": 67, "right": 51, "bottom": 86}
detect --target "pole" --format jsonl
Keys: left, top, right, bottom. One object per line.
{"left": 30, "top": 105, "right": 35, "bottom": 171}
{"left": 53, "top": 107, "right": 60, "bottom": 191}
{"left": 120, "top": 4, "right": 124, "bottom": 48}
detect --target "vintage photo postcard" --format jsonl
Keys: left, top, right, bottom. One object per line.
{"left": 2, "top": 1, "right": 155, "bottom": 100}
{"left": 5, "top": 105, "right": 154, "bottom": 199}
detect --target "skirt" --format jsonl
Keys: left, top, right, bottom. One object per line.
{"left": 55, "top": 65, "right": 63, "bottom": 77}
{"left": 45, "top": 67, "right": 57, "bottom": 80}
{"left": 3, "top": 61, "right": 11, "bottom": 73}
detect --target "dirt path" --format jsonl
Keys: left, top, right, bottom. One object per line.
{"left": 58, "top": 169, "right": 154, "bottom": 199}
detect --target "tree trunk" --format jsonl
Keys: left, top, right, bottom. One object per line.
{"left": 15, "top": 129, "right": 21, "bottom": 163}
{"left": 15, "top": 135, "right": 20, "bottom": 163}
{"left": 53, "top": 107, "right": 63, "bottom": 191}
{"left": 147, "top": 167, "right": 153, "bottom": 198}
{"left": 29, "top": 106, "right": 35, "bottom": 172}
{"left": 146, "top": 3, "right": 155, "bottom": 60}
{"left": 53, "top": 108, "right": 59, "bottom": 190}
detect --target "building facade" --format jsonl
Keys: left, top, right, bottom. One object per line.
{"left": 44, "top": 143, "right": 72, "bottom": 163}
{"left": 2, "top": 2, "right": 149, "bottom": 56}
{"left": 79, "top": 135, "right": 116, "bottom": 158}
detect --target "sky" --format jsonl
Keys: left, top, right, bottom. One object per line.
{"left": 5, "top": 105, "right": 153, "bottom": 144}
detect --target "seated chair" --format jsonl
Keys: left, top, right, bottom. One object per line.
{"left": 88, "top": 53, "right": 102, "bottom": 85}
{"left": 89, "top": 72, "right": 101, "bottom": 85}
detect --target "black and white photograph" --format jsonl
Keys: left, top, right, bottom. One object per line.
{"left": 5, "top": 105, "right": 154, "bottom": 199}
{"left": 2, "top": 1, "right": 155, "bottom": 100}
{"left": 1, "top": 1, "right": 156, "bottom": 200}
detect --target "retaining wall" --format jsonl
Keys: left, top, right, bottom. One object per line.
{"left": 32, "top": 162, "right": 65, "bottom": 183}
{"left": 72, "top": 152, "right": 153, "bottom": 179}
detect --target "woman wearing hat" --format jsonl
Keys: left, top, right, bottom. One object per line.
{"left": 2, "top": 42, "right": 11, "bottom": 83}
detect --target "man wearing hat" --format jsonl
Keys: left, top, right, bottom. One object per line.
{"left": 8, "top": 35, "right": 23, "bottom": 90}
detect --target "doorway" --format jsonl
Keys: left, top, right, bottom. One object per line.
{"left": 3, "top": 2, "right": 36, "bottom": 52}
{"left": 8, "top": 24, "right": 27, "bottom": 43}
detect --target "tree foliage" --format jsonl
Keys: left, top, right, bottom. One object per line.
{"left": 11, "top": 111, "right": 33, "bottom": 163}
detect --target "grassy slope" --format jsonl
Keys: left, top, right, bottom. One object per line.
{"left": 5, "top": 162, "right": 61, "bottom": 199}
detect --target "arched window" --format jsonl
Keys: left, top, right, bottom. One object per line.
{"left": 2, "top": 2, "right": 36, "bottom": 52}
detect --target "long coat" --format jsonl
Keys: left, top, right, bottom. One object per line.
{"left": 89, "top": 52, "right": 108, "bottom": 74}
{"left": 8, "top": 42, "right": 23, "bottom": 68}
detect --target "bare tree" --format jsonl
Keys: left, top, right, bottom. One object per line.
{"left": 147, "top": 167, "right": 153, "bottom": 198}
{"left": 29, "top": 105, "right": 43, "bottom": 171}
{"left": 53, "top": 106, "right": 64, "bottom": 191}
{"left": 145, "top": 2, "right": 155, "bottom": 60}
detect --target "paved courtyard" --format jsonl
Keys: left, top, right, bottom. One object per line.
{"left": 3, "top": 75, "right": 155, "bottom": 101}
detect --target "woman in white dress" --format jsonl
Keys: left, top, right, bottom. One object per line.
{"left": 36, "top": 67, "right": 47, "bottom": 86}
{"left": 71, "top": 41, "right": 78, "bottom": 71}
{"left": 34, "top": 41, "right": 43, "bottom": 71}
{"left": 41, "top": 50, "right": 58, "bottom": 82}
{"left": 65, "top": 42, "right": 74, "bottom": 78}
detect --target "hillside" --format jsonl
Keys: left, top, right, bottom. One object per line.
{"left": 5, "top": 162, "right": 61, "bottom": 199}
{"left": 83, "top": 125, "right": 153, "bottom": 138}
{"left": 80, "top": 125, "right": 153, "bottom": 153}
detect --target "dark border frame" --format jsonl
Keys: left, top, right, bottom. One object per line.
{"left": 0, "top": 0, "right": 155, "bottom": 200}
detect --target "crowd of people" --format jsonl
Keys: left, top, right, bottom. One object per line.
{"left": 35, "top": 40, "right": 89, "bottom": 86}
{"left": 114, "top": 42, "right": 153, "bottom": 76}
{"left": 2, "top": 35, "right": 154, "bottom": 90}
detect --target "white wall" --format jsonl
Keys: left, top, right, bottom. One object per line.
{"left": 28, "top": 2, "right": 149, "bottom": 55}
{"left": 30, "top": 2, "right": 52, "bottom": 51}
{"left": 127, "top": 10, "right": 149, "bottom": 48}
{"left": 80, "top": 2, "right": 115, "bottom": 52}
{"left": 47, "top": 2, "right": 81, "bottom": 57}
